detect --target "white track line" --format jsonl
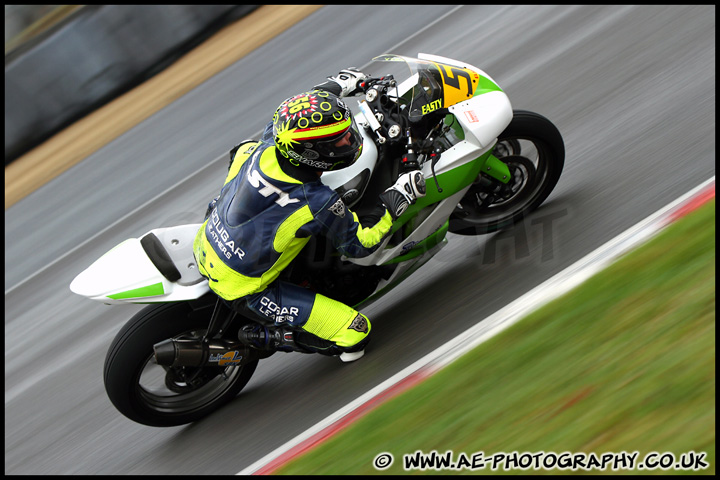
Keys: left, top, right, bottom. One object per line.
{"left": 239, "top": 176, "right": 715, "bottom": 475}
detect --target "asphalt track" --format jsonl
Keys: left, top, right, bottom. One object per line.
{"left": 4, "top": 5, "right": 715, "bottom": 475}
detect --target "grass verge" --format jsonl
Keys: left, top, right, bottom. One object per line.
{"left": 277, "top": 200, "right": 715, "bottom": 475}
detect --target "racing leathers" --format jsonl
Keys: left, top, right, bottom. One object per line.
{"left": 192, "top": 123, "right": 394, "bottom": 357}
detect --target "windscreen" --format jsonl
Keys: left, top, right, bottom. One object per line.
{"left": 369, "top": 54, "right": 480, "bottom": 121}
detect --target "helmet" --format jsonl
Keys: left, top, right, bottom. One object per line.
{"left": 272, "top": 90, "right": 363, "bottom": 171}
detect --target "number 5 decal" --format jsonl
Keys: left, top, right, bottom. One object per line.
{"left": 437, "top": 64, "right": 478, "bottom": 106}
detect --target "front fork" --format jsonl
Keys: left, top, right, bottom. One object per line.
{"left": 482, "top": 153, "right": 512, "bottom": 185}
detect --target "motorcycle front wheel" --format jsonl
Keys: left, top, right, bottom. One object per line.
{"left": 103, "top": 301, "right": 257, "bottom": 427}
{"left": 449, "top": 110, "right": 565, "bottom": 235}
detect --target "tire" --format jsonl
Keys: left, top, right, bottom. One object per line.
{"left": 103, "top": 301, "right": 258, "bottom": 427}
{"left": 448, "top": 110, "right": 565, "bottom": 235}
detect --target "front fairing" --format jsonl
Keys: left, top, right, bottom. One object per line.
{"left": 323, "top": 54, "right": 491, "bottom": 201}
{"left": 369, "top": 54, "right": 485, "bottom": 121}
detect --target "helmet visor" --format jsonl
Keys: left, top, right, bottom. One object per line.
{"left": 314, "top": 117, "right": 363, "bottom": 169}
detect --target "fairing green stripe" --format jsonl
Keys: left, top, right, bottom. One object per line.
{"left": 391, "top": 150, "right": 492, "bottom": 234}
{"left": 107, "top": 282, "right": 164, "bottom": 300}
{"left": 473, "top": 75, "right": 502, "bottom": 96}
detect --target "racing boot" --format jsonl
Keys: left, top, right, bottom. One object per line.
{"left": 293, "top": 330, "right": 370, "bottom": 363}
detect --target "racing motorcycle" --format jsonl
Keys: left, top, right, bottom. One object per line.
{"left": 70, "top": 54, "right": 564, "bottom": 427}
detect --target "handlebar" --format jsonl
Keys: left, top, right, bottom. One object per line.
{"left": 359, "top": 75, "right": 396, "bottom": 93}
{"left": 357, "top": 73, "right": 444, "bottom": 189}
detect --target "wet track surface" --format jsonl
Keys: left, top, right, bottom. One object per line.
{"left": 5, "top": 5, "right": 715, "bottom": 474}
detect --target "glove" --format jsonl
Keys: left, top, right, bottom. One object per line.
{"left": 379, "top": 170, "right": 426, "bottom": 219}
{"left": 327, "top": 68, "right": 369, "bottom": 97}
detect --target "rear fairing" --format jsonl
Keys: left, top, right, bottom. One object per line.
{"left": 70, "top": 224, "right": 208, "bottom": 304}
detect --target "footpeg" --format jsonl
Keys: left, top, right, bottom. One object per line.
{"left": 238, "top": 324, "right": 298, "bottom": 352}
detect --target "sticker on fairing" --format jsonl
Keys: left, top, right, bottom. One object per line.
{"left": 209, "top": 351, "right": 244, "bottom": 366}
{"left": 107, "top": 282, "right": 164, "bottom": 299}
{"left": 433, "top": 63, "right": 480, "bottom": 107}
{"left": 464, "top": 110, "right": 480, "bottom": 123}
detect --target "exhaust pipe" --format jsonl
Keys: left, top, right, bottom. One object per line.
{"left": 153, "top": 338, "right": 252, "bottom": 367}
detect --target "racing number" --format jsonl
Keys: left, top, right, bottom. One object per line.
{"left": 288, "top": 96, "right": 311, "bottom": 114}
{"left": 439, "top": 66, "right": 474, "bottom": 98}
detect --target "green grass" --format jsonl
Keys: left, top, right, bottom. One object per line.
{"left": 276, "top": 200, "right": 715, "bottom": 475}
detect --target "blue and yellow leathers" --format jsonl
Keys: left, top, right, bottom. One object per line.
{"left": 193, "top": 123, "right": 393, "bottom": 353}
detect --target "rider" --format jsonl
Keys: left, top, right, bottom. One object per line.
{"left": 193, "top": 68, "right": 426, "bottom": 362}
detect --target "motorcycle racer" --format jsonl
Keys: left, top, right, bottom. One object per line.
{"left": 193, "top": 68, "right": 426, "bottom": 362}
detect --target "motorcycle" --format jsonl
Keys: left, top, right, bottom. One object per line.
{"left": 70, "top": 53, "right": 564, "bottom": 427}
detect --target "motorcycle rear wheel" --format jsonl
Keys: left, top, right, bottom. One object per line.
{"left": 449, "top": 110, "right": 565, "bottom": 235}
{"left": 103, "top": 302, "right": 257, "bottom": 427}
